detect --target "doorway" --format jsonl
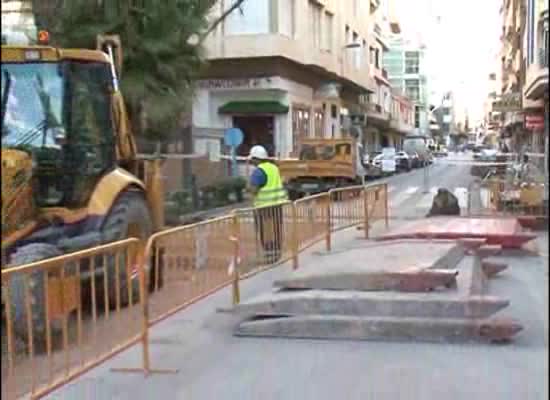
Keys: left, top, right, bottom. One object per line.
{"left": 233, "top": 116, "right": 275, "bottom": 157}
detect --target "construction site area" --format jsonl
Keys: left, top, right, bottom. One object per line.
{"left": 2, "top": 153, "right": 548, "bottom": 400}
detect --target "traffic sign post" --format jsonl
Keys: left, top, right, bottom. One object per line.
{"left": 224, "top": 128, "right": 244, "bottom": 177}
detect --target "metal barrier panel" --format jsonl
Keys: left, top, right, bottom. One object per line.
{"left": 365, "top": 184, "right": 388, "bottom": 228}
{"left": 1, "top": 239, "right": 143, "bottom": 400}
{"left": 329, "top": 186, "right": 365, "bottom": 232}
{"left": 294, "top": 193, "right": 330, "bottom": 253}
{"left": 145, "top": 216, "right": 235, "bottom": 325}
{"left": 469, "top": 179, "right": 549, "bottom": 220}
{"left": 233, "top": 203, "right": 294, "bottom": 277}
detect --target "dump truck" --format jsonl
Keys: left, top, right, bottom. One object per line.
{"left": 278, "top": 138, "right": 367, "bottom": 200}
{"left": 1, "top": 31, "right": 164, "bottom": 339}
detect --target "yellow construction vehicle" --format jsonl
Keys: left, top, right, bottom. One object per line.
{"left": 1, "top": 31, "right": 164, "bottom": 338}
{"left": 278, "top": 138, "right": 364, "bottom": 200}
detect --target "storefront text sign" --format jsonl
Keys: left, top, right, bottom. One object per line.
{"left": 492, "top": 93, "right": 522, "bottom": 112}
{"left": 197, "top": 77, "right": 274, "bottom": 90}
{"left": 525, "top": 114, "right": 544, "bottom": 130}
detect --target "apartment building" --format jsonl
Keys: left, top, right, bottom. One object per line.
{"left": 383, "top": 35, "right": 430, "bottom": 137}
{"left": 497, "top": 0, "right": 525, "bottom": 151}
{"left": 389, "top": 93, "right": 415, "bottom": 148}
{"left": 483, "top": 72, "right": 502, "bottom": 146}
{"left": 522, "top": 0, "right": 548, "bottom": 155}
{"left": 194, "top": 0, "right": 381, "bottom": 159}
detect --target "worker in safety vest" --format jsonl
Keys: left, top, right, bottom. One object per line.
{"left": 247, "top": 145, "right": 288, "bottom": 264}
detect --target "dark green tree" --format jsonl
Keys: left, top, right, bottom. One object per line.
{"left": 33, "top": 0, "right": 245, "bottom": 140}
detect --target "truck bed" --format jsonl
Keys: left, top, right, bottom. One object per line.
{"left": 278, "top": 159, "right": 356, "bottom": 181}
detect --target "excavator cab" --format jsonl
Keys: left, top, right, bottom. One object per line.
{"left": 2, "top": 52, "right": 116, "bottom": 212}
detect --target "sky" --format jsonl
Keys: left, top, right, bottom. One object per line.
{"left": 393, "top": 0, "right": 502, "bottom": 125}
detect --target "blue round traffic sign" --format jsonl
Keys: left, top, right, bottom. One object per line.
{"left": 224, "top": 128, "right": 244, "bottom": 147}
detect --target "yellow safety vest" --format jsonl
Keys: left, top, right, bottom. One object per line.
{"left": 254, "top": 162, "right": 288, "bottom": 207}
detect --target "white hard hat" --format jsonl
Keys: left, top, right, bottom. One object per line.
{"left": 249, "top": 145, "right": 268, "bottom": 160}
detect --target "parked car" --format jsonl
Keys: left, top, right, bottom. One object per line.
{"left": 372, "top": 148, "right": 397, "bottom": 176}
{"left": 365, "top": 151, "right": 383, "bottom": 179}
{"left": 395, "top": 151, "right": 412, "bottom": 171}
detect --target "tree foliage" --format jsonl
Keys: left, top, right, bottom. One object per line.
{"left": 40, "top": 0, "right": 245, "bottom": 140}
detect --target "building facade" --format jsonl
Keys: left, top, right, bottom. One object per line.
{"left": 522, "top": 0, "right": 548, "bottom": 157}
{"left": 497, "top": 0, "right": 526, "bottom": 152}
{"left": 383, "top": 35, "right": 430, "bottom": 137}
{"left": 195, "top": 0, "right": 380, "bottom": 160}
{"left": 362, "top": 0, "right": 405, "bottom": 152}
{"left": 1, "top": 0, "right": 37, "bottom": 39}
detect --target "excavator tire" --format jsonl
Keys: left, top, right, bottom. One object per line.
{"left": 7, "top": 243, "right": 61, "bottom": 344}
{"left": 101, "top": 191, "right": 153, "bottom": 306}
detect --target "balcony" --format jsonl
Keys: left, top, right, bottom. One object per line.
{"left": 524, "top": 47, "right": 549, "bottom": 100}
{"left": 365, "top": 102, "right": 390, "bottom": 125}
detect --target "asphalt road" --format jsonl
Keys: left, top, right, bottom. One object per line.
{"left": 46, "top": 153, "right": 548, "bottom": 400}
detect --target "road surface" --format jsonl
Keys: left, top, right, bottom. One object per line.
{"left": 46, "top": 154, "right": 548, "bottom": 400}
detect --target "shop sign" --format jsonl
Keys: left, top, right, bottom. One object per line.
{"left": 197, "top": 77, "right": 274, "bottom": 90}
{"left": 492, "top": 93, "right": 522, "bottom": 112}
{"left": 525, "top": 114, "right": 544, "bottom": 130}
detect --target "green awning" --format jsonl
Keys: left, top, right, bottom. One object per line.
{"left": 218, "top": 101, "right": 289, "bottom": 115}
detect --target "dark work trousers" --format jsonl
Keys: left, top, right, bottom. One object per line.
{"left": 254, "top": 204, "right": 284, "bottom": 264}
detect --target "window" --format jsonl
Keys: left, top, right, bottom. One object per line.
{"left": 353, "top": 32, "right": 361, "bottom": 69}
{"left": 279, "top": 0, "right": 295, "bottom": 37}
{"left": 225, "top": 0, "right": 269, "bottom": 35}
{"left": 527, "top": 0, "right": 535, "bottom": 64}
{"left": 345, "top": 25, "right": 351, "bottom": 64}
{"left": 405, "top": 79, "right": 420, "bottom": 101}
{"left": 322, "top": 12, "right": 334, "bottom": 51}
{"left": 314, "top": 109, "right": 324, "bottom": 137}
{"left": 370, "top": 47, "right": 380, "bottom": 69}
{"left": 310, "top": 1, "right": 322, "bottom": 49}
{"left": 405, "top": 51, "right": 420, "bottom": 74}
{"left": 414, "top": 105, "right": 421, "bottom": 128}
{"left": 292, "top": 105, "right": 311, "bottom": 151}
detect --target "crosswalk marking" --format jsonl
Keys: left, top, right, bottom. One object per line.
{"left": 453, "top": 187, "right": 469, "bottom": 209}
{"left": 404, "top": 186, "right": 419, "bottom": 194}
{"left": 390, "top": 186, "right": 419, "bottom": 206}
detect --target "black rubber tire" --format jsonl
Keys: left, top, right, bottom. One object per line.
{"left": 100, "top": 191, "right": 153, "bottom": 306}
{"left": 8, "top": 243, "right": 61, "bottom": 340}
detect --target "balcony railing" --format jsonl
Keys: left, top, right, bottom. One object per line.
{"left": 365, "top": 102, "right": 389, "bottom": 119}
{"left": 538, "top": 47, "right": 548, "bottom": 67}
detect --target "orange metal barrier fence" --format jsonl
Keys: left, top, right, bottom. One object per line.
{"left": 144, "top": 216, "right": 235, "bottom": 326}
{"left": 1, "top": 239, "right": 144, "bottom": 400}
{"left": 467, "top": 178, "right": 548, "bottom": 223}
{"left": 2, "top": 183, "right": 389, "bottom": 398}
{"left": 232, "top": 202, "right": 295, "bottom": 278}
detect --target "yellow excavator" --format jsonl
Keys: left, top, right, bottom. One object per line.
{"left": 1, "top": 30, "right": 164, "bottom": 338}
